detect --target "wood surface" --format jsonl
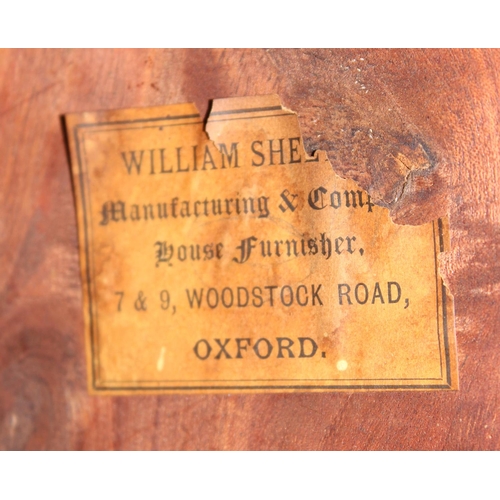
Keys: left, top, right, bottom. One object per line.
{"left": 0, "top": 48, "right": 498, "bottom": 450}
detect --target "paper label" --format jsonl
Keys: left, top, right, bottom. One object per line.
{"left": 66, "top": 95, "right": 457, "bottom": 393}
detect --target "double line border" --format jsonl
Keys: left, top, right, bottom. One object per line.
{"left": 71, "top": 107, "right": 454, "bottom": 392}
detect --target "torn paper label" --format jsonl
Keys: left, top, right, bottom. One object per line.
{"left": 65, "top": 94, "right": 458, "bottom": 393}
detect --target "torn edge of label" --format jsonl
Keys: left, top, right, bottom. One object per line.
{"left": 204, "top": 93, "right": 453, "bottom": 285}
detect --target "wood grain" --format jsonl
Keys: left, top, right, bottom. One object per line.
{"left": 0, "top": 48, "right": 499, "bottom": 450}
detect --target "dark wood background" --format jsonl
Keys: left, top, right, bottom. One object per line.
{"left": 1, "top": 49, "right": 498, "bottom": 450}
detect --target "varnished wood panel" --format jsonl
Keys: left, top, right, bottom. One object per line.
{"left": 0, "top": 48, "right": 499, "bottom": 450}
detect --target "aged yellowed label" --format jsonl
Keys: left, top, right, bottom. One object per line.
{"left": 66, "top": 95, "right": 458, "bottom": 393}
